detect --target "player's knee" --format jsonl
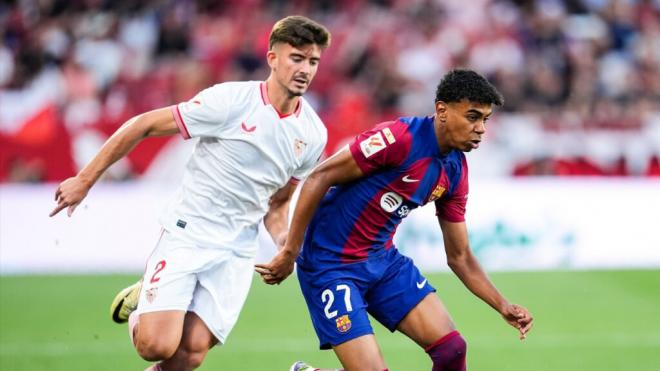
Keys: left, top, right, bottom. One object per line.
{"left": 135, "top": 336, "right": 178, "bottom": 362}
{"left": 426, "top": 331, "right": 467, "bottom": 371}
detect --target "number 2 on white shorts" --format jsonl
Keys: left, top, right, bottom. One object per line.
{"left": 150, "top": 260, "right": 167, "bottom": 284}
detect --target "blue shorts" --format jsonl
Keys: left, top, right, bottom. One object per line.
{"left": 296, "top": 248, "right": 436, "bottom": 349}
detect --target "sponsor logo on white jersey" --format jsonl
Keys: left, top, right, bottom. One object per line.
{"left": 241, "top": 122, "right": 257, "bottom": 133}
{"left": 380, "top": 192, "right": 403, "bottom": 213}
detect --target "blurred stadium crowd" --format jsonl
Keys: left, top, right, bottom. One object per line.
{"left": 1, "top": 0, "right": 659, "bottom": 182}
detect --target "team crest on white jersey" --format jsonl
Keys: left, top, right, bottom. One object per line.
{"left": 380, "top": 192, "right": 403, "bottom": 212}
{"left": 294, "top": 138, "right": 307, "bottom": 157}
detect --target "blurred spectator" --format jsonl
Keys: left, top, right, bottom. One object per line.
{"left": 1, "top": 0, "right": 659, "bottom": 182}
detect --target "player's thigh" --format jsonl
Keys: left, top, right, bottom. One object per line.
{"left": 136, "top": 310, "right": 186, "bottom": 352}
{"left": 137, "top": 231, "right": 210, "bottom": 315}
{"left": 180, "top": 311, "right": 218, "bottom": 350}
{"left": 159, "top": 312, "right": 217, "bottom": 369}
{"left": 366, "top": 252, "right": 438, "bottom": 334}
{"left": 190, "top": 251, "right": 255, "bottom": 344}
{"left": 297, "top": 267, "right": 373, "bottom": 350}
{"left": 333, "top": 334, "right": 387, "bottom": 371}
{"left": 396, "top": 293, "right": 456, "bottom": 348}
{"left": 136, "top": 231, "right": 216, "bottom": 349}
{"left": 166, "top": 311, "right": 217, "bottom": 363}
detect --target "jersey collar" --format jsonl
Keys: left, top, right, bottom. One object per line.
{"left": 260, "top": 82, "right": 302, "bottom": 118}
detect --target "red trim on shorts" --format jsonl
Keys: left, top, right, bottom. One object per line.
{"left": 171, "top": 105, "right": 191, "bottom": 139}
{"left": 142, "top": 229, "right": 166, "bottom": 273}
{"left": 289, "top": 177, "right": 301, "bottom": 185}
{"left": 424, "top": 330, "right": 461, "bottom": 352}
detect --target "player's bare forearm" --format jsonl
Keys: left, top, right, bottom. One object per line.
{"left": 50, "top": 108, "right": 179, "bottom": 217}
{"left": 264, "top": 182, "right": 296, "bottom": 249}
{"left": 256, "top": 149, "right": 363, "bottom": 285}
{"left": 255, "top": 174, "right": 332, "bottom": 285}
{"left": 80, "top": 108, "right": 179, "bottom": 184}
{"left": 439, "top": 219, "right": 508, "bottom": 311}
{"left": 447, "top": 249, "right": 508, "bottom": 312}
{"left": 450, "top": 254, "right": 533, "bottom": 339}
{"left": 440, "top": 218, "right": 534, "bottom": 339}
{"left": 284, "top": 149, "right": 363, "bottom": 255}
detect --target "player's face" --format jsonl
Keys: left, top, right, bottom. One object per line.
{"left": 436, "top": 99, "right": 492, "bottom": 152}
{"left": 268, "top": 42, "right": 322, "bottom": 97}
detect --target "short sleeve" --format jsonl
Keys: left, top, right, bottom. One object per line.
{"left": 348, "top": 120, "right": 412, "bottom": 175}
{"left": 171, "top": 84, "right": 233, "bottom": 139}
{"left": 435, "top": 157, "right": 469, "bottom": 222}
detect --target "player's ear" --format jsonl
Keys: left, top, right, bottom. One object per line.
{"left": 266, "top": 49, "right": 277, "bottom": 69}
{"left": 435, "top": 101, "right": 448, "bottom": 122}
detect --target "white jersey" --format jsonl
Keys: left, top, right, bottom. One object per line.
{"left": 161, "top": 81, "right": 327, "bottom": 257}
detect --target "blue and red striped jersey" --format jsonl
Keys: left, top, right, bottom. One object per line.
{"left": 298, "top": 116, "right": 469, "bottom": 267}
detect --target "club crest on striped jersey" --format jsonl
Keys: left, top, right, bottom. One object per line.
{"left": 359, "top": 128, "right": 396, "bottom": 158}
{"left": 380, "top": 192, "right": 403, "bottom": 212}
{"left": 428, "top": 184, "right": 446, "bottom": 202}
{"left": 336, "top": 314, "right": 352, "bottom": 333}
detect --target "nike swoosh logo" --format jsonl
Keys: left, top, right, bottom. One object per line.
{"left": 416, "top": 279, "right": 427, "bottom": 289}
{"left": 402, "top": 175, "right": 420, "bottom": 183}
{"left": 241, "top": 122, "right": 256, "bottom": 132}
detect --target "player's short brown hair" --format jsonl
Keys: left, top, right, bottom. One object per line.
{"left": 269, "top": 15, "right": 331, "bottom": 50}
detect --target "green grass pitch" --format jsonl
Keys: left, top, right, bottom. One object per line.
{"left": 1, "top": 270, "right": 659, "bottom": 370}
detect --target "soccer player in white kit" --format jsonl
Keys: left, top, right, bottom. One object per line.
{"left": 49, "top": 16, "right": 331, "bottom": 370}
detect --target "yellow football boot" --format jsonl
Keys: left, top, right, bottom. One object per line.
{"left": 110, "top": 280, "right": 142, "bottom": 323}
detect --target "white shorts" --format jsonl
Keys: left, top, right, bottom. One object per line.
{"left": 135, "top": 230, "right": 255, "bottom": 344}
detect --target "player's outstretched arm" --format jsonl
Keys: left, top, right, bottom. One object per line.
{"left": 263, "top": 182, "right": 298, "bottom": 250}
{"left": 49, "top": 107, "right": 180, "bottom": 217}
{"left": 439, "top": 218, "right": 534, "bottom": 340}
{"left": 255, "top": 148, "right": 364, "bottom": 285}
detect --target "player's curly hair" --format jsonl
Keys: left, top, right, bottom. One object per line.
{"left": 269, "top": 15, "right": 331, "bottom": 50}
{"left": 435, "top": 69, "right": 504, "bottom": 106}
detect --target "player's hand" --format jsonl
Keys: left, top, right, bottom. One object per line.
{"left": 50, "top": 176, "right": 91, "bottom": 217}
{"left": 501, "top": 303, "right": 533, "bottom": 340}
{"left": 254, "top": 249, "right": 296, "bottom": 285}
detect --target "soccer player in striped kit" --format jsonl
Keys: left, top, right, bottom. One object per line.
{"left": 257, "top": 70, "right": 534, "bottom": 371}
{"left": 51, "top": 16, "right": 330, "bottom": 370}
